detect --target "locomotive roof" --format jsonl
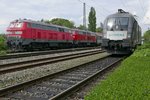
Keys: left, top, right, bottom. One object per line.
{"left": 11, "top": 19, "right": 96, "bottom": 34}
{"left": 11, "top": 19, "right": 71, "bottom": 30}
{"left": 106, "top": 10, "right": 139, "bottom": 24}
{"left": 106, "top": 9, "right": 135, "bottom": 19}
{"left": 107, "top": 12, "right": 134, "bottom": 18}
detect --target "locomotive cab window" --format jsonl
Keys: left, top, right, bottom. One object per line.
{"left": 9, "top": 23, "right": 15, "bottom": 28}
{"left": 117, "top": 17, "right": 128, "bottom": 30}
{"left": 107, "top": 17, "right": 129, "bottom": 31}
{"left": 15, "top": 22, "right": 23, "bottom": 28}
{"left": 107, "top": 18, "right": 116, "bottom": 30}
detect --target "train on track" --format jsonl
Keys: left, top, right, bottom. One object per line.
{"left": 102, "top": 9, "right": 142, "bottom": 54}
{"left": 6, "top": 19, "right": 102, "bottom": 51}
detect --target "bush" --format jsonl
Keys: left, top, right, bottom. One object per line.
{"left": 137, "top": 43, "right": 150, "bottom": 50}
{"left": 134, "top": 43, "right": 150, "bottom": 57}
{"left": 0, "top": 35, "right": 7, "bottom": 55}
{"left": 143, "top": 30, "right": 150, "bottom": 43}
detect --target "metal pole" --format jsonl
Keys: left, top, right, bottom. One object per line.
{"left": 83, "top": 3, "right": 86, "bottom": 30}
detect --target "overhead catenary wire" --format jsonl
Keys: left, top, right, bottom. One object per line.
{"left": 120, "top": 0, "right": 144, "bottom": 24}
{"left": 90, "top": 0, "right": 111, "bottom": 15}
{"left": 138, "top": 0, "right": 147, "bottom": 16}
{"left": 119, "top": 0, "right": 128, "bottom": 11}
{"left": 78, "top": 0, "right": 147, "bottom": 28}
{"left": 137, "top": 0, "right": 148, "bottom": 24}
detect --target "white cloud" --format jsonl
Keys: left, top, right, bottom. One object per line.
{"left": 143, "top": 0, "right": 150, "bottom": 24}
{"left": 0, "top": 0, "right": 150, "bottom": 33}
{"left": 0, "top": 20, "right": 8, "bottom": 25}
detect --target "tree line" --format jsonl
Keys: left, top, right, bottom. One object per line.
{"left": 41, "top": 7, "right": 102, "bottom": 33}
{"left": 143, "top": 30, "right": 150, "bottom": 43}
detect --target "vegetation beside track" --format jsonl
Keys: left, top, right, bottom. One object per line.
{"left": 0, "top": 35, "right": 7, "bottom": 55}
{"left": 85, "top": 43, "right": 150, "bottom": 100}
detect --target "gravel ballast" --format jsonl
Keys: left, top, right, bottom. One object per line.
{"left": 0, "top": 52, "right": 109, "bottom": 89}
{"left": 0, "top": 49, "right": 101, "bottom": 65}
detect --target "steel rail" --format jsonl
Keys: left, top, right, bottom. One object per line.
{"left": 0, "top": 47, "right": 100, "bottom": 60}
{"left": 51, "top": 57, "right": 123, "bottom": 100}
{"left": 0, "top": 55, "right": 123, "bottom": 100}
{"left": 0, "top": 50, "right": 105, "bottom": 74}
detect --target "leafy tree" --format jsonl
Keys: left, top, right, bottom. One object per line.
{"left": 143, "top": 30, "right": 150, "bottom": 43}
{"left": 88, "top": 7, "right": 96, "bottom": 32}
{"left": 77, "top": 25, "right": 87, "bottom": 30}
{"left": 45, "top": 18, "right": 75, "bottom": 28}
{"left": 0, "top": 34, "right": 7, "bottom": 51}
{"left": 44, "top": 20, "right": 51, "bottom": 24}
{"left": 96, "top": 27, "right": 103, "bottom": 33}
{"left": 41, "top": 19, "right": 44, "bottom": 22}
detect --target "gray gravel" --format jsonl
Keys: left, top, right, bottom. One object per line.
{"left": 0, "top": 52, "right": 109, "bottom": 89}
{"left": 65, "top": 61, "right": 120, "bottom": 100}
{"left": 0, "top": 49, "right": 101, "bottom": 65}
{"left": 3, "top": 56, "right": 119, "bottom": 100}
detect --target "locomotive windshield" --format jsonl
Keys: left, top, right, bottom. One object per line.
{"left": 107, "top": 17, "right": 128, "bottom": 31}
{"left": 9, "top": 22, "right": 23, "bottom": 28}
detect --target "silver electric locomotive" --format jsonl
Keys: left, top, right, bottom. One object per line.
{"left": 102, "top": 9, "right": 142, "bottom": 54}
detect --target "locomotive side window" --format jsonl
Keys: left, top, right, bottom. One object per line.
{"left": 30, "top": 23, "right": 58, "bottom": 31}
{"left": 79, "top": 31, "right": 83, "bottom": 34}
{"left": 45, "top": 26, "right": 49, "bottom": 30}
{"left": 83, "top": 32, "right": 86, "bottom": 35}
{"left": 31, "top": 23, "right": 36, "bottom": 28}
{"left": 132, "top": 21, "right": 137, "bottom": 40}
{"left": 41, "top": 25, "right": 44, "bottom": 29}
{"left": 49, "top": 26, "right": 58, "bottom": 31}
{"left": 27, "top": 23, "right": 31, "bottom": 28}
{"left": 59, "top": 28, "right": 64, "bottom": 32}
{"left": 64, "top": 29, "right": 69, "bottom": 33}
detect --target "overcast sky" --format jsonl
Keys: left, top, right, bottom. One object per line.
{"left": 0, "top": 0, "right": 150, "bottom": 34}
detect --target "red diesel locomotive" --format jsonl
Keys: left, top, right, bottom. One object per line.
{"left": 6, "top": 19, "right": 97, "bottom": 51}
{"left": 71, "top": 29, "right": 96, "bottom": 46}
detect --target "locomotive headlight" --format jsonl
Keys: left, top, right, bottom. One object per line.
{"left": 15, "top": 31, "right": 22, "bottom": 34}
{"left": 103, "top": 33, "right": 107, "bottom": 38}
{"left": 108, "top": 22, "right": 113, "bottom": 28}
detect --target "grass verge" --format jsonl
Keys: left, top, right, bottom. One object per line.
{"left": 0, "top": 35, "right": 7, "bottom": 55}
{"left": 85, "top": 43, "right": 150, "bottom": 100}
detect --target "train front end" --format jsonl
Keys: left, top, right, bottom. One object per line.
{"left": 6, "top": 20, "right": 26, "bottom": 51}
{"left": 102, "top": 9, "right": 133, "bottom": 54}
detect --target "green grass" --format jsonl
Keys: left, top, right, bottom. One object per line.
{"left": 0, "top": 35, "right": 7, "bottom": 55}
{"left": 85, "top": 43, "right": 150, "bottom": 100}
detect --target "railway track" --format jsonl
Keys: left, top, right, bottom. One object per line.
{"left": 0, "top": 55, "right": 124, "bottom": 100}
{"left": 0, "top": 49, "right": 104, "bottom": 74}
{"left": 0, "top": 47, "right": 100, "bottom": 60}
